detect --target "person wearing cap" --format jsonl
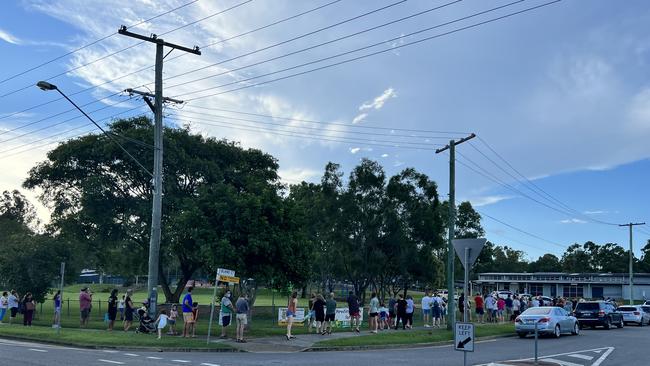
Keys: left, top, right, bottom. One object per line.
{"left": 79, "top": 287, "right": 92, "bottom": 328}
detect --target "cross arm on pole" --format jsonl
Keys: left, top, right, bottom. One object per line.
{"left": 118, "top": 26, "right": 201, "bottom": 55}
{"left": 435, "top": 133, "right": 476, "bottom": 154}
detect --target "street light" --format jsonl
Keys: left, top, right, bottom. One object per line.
{"left": 35, "top": 81, "right": 152, "bottom": 176}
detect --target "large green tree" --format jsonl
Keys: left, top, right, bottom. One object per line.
{"left": 24, "top": 117, "right": 307, "bottom": 302}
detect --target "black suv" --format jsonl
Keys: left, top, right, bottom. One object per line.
{"left": 574, "top": 301, "right": 624, "bottom": 329}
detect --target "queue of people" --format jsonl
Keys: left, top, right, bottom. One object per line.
{"left": 0, "top": 290, "right": 35, "bottom": 326}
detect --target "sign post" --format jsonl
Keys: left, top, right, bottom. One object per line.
{"left": 57, "top": 262, "right": 65, "bottom": 335}
{"left": 207, "top": 268, "right": 237, "bottom": 344}
{"left": 453, "top": 238, "right": 486, "bottom": 366}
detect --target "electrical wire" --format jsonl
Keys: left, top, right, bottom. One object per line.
{"left": 0, "top": 0, "right": 200, "bottom": 86}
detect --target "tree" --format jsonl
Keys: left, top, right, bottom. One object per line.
{"left": 24, "top": 117, "right": 306, "bottom": 303}
{"left": 529, "top": 254, "right": 561, "bottom": 272}
{"left": 561, "top": 243, "right": 593, "bottom": 272}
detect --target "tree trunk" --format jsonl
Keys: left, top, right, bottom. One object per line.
{"left": 159, "top": 264, "right": 195, "bottom": 303}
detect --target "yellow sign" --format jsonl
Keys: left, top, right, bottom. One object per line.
{"left": 217, "top": 275, "right": 239, "bottom": 283}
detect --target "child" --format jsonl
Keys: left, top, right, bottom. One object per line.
{"left": 378, "top": 303, "right": 389, "bottom": 330}
{"left": 118, "top": 295, "right": 125, "bottom": 321}
{"left": 191, "top": 302, "right": 199, "bottom": 338}
{"left": 168, "top": 304, "right": 178, "bottom": 335}
{"left": 155, "top": 310, "right": 169, "bottom": 339}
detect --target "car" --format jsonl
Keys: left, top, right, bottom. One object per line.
{"left": 515, "top": 306, "right": 579, "bottom": 338}
{"left": 539, "top": 296, "right": 554, "bottom": 306}
{"left": 496, "top": 291, "right": 513, "bottom": 299}
{"left": 574, "top": 301, "right": 624, "bottom": 329}
{"left": 618, "top": 305, "right": 650, "bottom": 326}
{"left": 644, "top": 300, "right": 650, "bottom": 306}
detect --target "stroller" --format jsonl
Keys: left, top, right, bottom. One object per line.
{"left": 135, "top": 307, "right": 156, "bottom": 334}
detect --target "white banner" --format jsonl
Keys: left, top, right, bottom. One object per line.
{"left": 334, "top": 307, "right": 364, "bottom": 323}
{"left": 277, "top": 308, "right": 306, "bottom": 325}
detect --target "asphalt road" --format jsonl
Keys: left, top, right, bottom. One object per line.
{"left": 0, "top": 325, "right": 647, "bottom": 366}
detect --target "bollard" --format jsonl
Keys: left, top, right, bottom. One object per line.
{"left": 98, "top": 299, "right": 101, "bottom": 320}
{"left": 67, "top": 299, "right": 70, "bottom": 317}
{"left": 534, "top": 321, "right": 539, "bottom": 366}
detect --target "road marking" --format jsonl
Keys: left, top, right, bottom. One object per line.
{"left": 200, "top": 363, "right": 221, "bottom": 366}
{"left": 542, "top": 358, "right": 582, "bottom": 366}
{"left": 28, "top": 348, "right": 47, "bottom": 352}
{"left": 147, "top": 356, "right": 163, "bottom": 360}
{"left": 98, "top": 360, "right": 125, "bottom": 365}
{"left": 172, "top": 360, "right": 191, "bottom": 363}
{"left": 124, "top": 353, "right": 139, "bottom": 356}
{"left": 103, "top": 350, "right": 119, "bottom": 353}
{"left": 592, "top": 347, "right": 615, "bottom": 366}
{"left": 567, "top": 354, "right": 594, "bottom": 361}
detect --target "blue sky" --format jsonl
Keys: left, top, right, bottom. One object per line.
{"left": 1, "top": 0, "right": 649, "bottom": 261}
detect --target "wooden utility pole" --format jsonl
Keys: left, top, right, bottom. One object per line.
{"left": 119, "top": 25, "right": 200, "bottom": 316}
{"left": 619, "top": 222, "right": 645, "bottom": 305}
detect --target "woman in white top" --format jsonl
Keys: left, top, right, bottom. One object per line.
{"left": 0, "top": 292, "right": 8, "bottom": 323}
{"left": 155, "top": 310, "right": 169, "bottom": 339}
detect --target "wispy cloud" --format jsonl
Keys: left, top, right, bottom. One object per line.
{"left": 0, "top": 28, "right": 21, "bottom": 45}
{"left": 583, "top": 210, "right": 606, "bottom": 215}
{"left": 471, "top": 195, "right": 513, "bottom": 207}
{"left": 359, "top": 88, "right": 397, "bottom": 111}
{"left": 349, "top": 147, "right": 361, "bottom": 154}
{"left": 352, "top": 113, "right": 367, "bottom": 124}
{"left": 560, "top": 218, "right": 588, "bottom": 224}
{"left": 381, "top": 153, "right": 389, "bottom": 158}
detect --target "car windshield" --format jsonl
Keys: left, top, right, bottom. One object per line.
{"left": 641, "top": 306, "right": 650, "bottom": 313}
{"left": 618, "top": 306, "right": 637, "bottom": 311}
{"left": 522, "top": 308, "right": 551, "bottom": 315}
{"left": 576, "top": 303, "right": 600, "bottom": 311}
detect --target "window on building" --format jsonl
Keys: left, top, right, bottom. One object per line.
{"left": 563, "top": 285, "right": 584, "bottom": 298}
{"left": 530, "top": 284, "right": 544, "bottom": 296}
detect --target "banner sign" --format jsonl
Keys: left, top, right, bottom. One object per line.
{"left": 277, "top": 308, "right": 306, "bottom": 325}
{"left": 277, "top": 307, "right": 364, "bottom": 327}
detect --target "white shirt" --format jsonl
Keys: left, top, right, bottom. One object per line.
{"left": 485, "top": 296, "right": 496, "bottom": 310}
{"left": 512, "top": 299, "right": 520, "bottom": 311}
{"left": 532, "top": 299, "right": 540, "bottom": 307}
{"left": 157, "top": 314, "right": 168, "bottom": 329}
{"left": 118, "top": 299, "right": 125, "bottom": 309}
{"left": 0, "top": 296, "right": 7, "bottom": 309}
{"left": 421, "top": 296, "right": 432, "bottom": 309}
{"left": 7, "top": 294, "right": 18, "bottom": 309}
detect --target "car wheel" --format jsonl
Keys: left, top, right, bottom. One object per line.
{"left": 554, "top": 325, "right": 561, "bottom": 338}
{"left": 604, "top": 318, "right": 611, "bottom": 330}
{"left": 617, "top": 318, "right": 624, "bottom": 329}
{"left": 572, "top": 322, "right": 580, "bottom": 335}
{"left": 517, "top": 332, "right": 527, "bottom": 338}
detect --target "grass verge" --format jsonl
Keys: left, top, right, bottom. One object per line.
{"left": 0, "top": 325, "right": 233, "bottom": 350}
{"left": 313, "top": 323, "right": 514, "bottom": 348}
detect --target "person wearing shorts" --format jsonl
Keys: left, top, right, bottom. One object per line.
{"left": 421, "top": 291, "right": 432, "bottom": 327}
{"left": 347, "top": 291, "right": 361, "bottom": 332}
{"left": 123, "top": 290, "right": 134, "bottom": 331}
{"left": 181, "top": 287, "right": 194, "bottom": 337}
{"left": 368, "top": 292, "right": 379, "bottom": 333}
{"left": 79, "top": 287, "right": 92, "bottom": 328}
{"left": 220, "top": 291, "right": 234, "bottom": 338}
{"left": 324, "top": 293, "right": 336, "bottom": 335}
{"left": 286, "top": 291, "right": 298, "bottom": 340}
{"left": 235, "top": 293, "right": 249, "bottom": 343}
{"left": 474, "top": 293, "right": 485, "bottom": 323}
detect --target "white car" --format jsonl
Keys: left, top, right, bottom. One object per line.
{"left": 496, "top": 291, "right": 513, "bottom": 299}
{"left": 618, "top": 305, "right": 650, "bottom": 326}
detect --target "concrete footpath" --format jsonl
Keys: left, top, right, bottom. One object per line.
{"left": 214, "top": 331, "right": 364, "bottom": 352}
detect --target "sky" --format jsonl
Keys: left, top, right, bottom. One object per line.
{"left": 0, "top": 0, "right": 649, "bottom": 262}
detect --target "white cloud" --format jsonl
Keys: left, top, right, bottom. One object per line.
{"left": 381, "top": 153, "right": 389, "bottom": 158}
{"left": 359, "top": 87, "right": 396, "bottom": 111}
{"left": 278, "top": 167, "right": 320, "bottom": 185}
{"left": 583, "top": 210, "right": 606, "bottom": 215}
{"left": 352, "top": 113, "right": 367, "bottom": 124}
{"left": 471, "top": 195, "right": 513, "bottom": 207}
{"left": 349, "top": 147, "right": 361, "bottom": 154}
{"left": 0, "top": 28, "right": 21, "bottom": 44}
{"left": 560, "top": 218, "right": 588, "bottom": 224}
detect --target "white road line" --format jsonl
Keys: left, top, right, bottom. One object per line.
{"left": 28, "top": 348, "right": 47, "bottom": 352}
{"left": 147, "top": 356, "right": 163, "bottom": 360}
{"left": 200, "top": 363, "right": 221, "bottom": 366}
{"left": 124, "top": 353, "right": 139, "bottom": 356}
{"left": 592, "top": 347, "right": 615, "bottom": 366}
{"left": 103, "top": 350, "right": 119, "bottom": 353}
{"left": 566, "top": 354, "right": 594, "bottom": 360}
{"left": 98, "top": 360, "right": 125, "bottom": 365}
{"left": 172, "top": 360, "right": 191, "bottom": 363}
{"left": 541, "top": 358, "right": 582, "bottom": 366}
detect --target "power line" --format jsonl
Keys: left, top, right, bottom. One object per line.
{"left": 181, "top": 0, "right": 562, "bottom": 102}
{"left": 182, "top": 104, "right": 470, "bottom": 134}
{"left": 0, "top": 0, "right": 252, "bottom": 99}
{"left": 0, "top": 0, "right": 343, "bottom": 122}
{"left": 0, "top": 0, "right": 200, "bottom": 86}
{"left": 476, "top": 208, "right": 567, "bottom": 249}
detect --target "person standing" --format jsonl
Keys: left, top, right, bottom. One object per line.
{"left": 168, "top": 304, "right": 178, "bottom": 335}
{"left": 235, "top": 293, "right": 249, "bottom": 343}
{"left": 405, "top": 295, "right": 415, "bottom": 329}
{"left": 485, "top": 294, "right": 496, "bottom": 323}
{"left": 531, "top": 296, "right": 540, "bottom": 308}
{"left": 123, "top": 289, "right": 134, "bottom": 331}
{"left": 307, "top": 293, "right": 316, "bottom": 333}
{"left": 388, "top": 295, "right": 397, "bottom": 328}
{"left": 496, "top": 296, "right": 506, "bottom": 323}
{"left": 368, "top": 292, "right": 379, "bottom": 334}
{"left": 220, "top": 290, "right": 234, "bottom": 339}
{"left": 0, "top": 291, "right": 8, "bottom": 323}
{"left": 79, "top": 287, "right": 92, "bottom": 328}
{"left": 458, "top": 292, "right": 465, "bottom": 321}
{"left": 107, "top": 289, "right": 118, "bottom": 331}
{"left": 324, "top": 292, "right": 337, "bottom": 335}
{"left": 286, "top": 291, "right": 298, "bottom": 340}
{"left": 512, "top": 296, "right": 521, "bottom": 320}
{"left": 395, "top": 294, "right": 407, "bottom": 330}
{"left": 22, "top": 292, "right": 35, "bottom": 327}
{"left": 313, "top": 294, "right": 326, "bottom": 334}
{"left": 346, "top": 291, "right": 361, "bottom": 333}
{"left": 52, "top": 290, "right": 62, "bottom": 328}
{"left": 505, "top": 295, "right": 514, "bottom": 321}
{"left": 117, "top": 295, "right": 125, "bottom": 321}
{"left": 474, "top": 293, "right": 484, "bottom": 324}
{"left": 191, "top": 302, "right": 199, "bottom": 338}
{"left": 8, "top": 290, "right": 19, "bottom": 325}
{"left": 181, "top": 287, "right": 194, "bottom": 338}
{"left": 421, "top": 290, "right": 432, "bottom": 327}
{"left": 431, "top": 292, "right": 443, "bottom": 328}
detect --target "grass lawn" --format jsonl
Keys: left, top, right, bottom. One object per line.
{"left": 0, "top": 324, "right": 233, "bottom": 350}
{"left": 313, "top": 323, "right": 515, "bottom": 348}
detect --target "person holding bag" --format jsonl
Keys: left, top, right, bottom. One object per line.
{"left": 22, "top": 292, "right": 35, "bottom": 326}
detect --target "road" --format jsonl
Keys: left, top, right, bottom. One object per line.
{"left": 0, "top": 326, "right": 646, "bottom": 366}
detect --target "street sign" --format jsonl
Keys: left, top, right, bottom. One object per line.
{"left": 455, "top": 322, "right": 475, "bottom": 352}
{"left": 217, "top": 275, "right": 239, "bottom": 283}
{"left": 453, "top": 238, "right": 486, "bottom": 269}
{"left": 217, "top": 268, "right": 235, "bottom": 277}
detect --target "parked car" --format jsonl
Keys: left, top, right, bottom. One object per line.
{"left": 642, "top": 305, "right": 650, "bottom": 317}
{"left": 496, "top": 291, "right": 513, "bottom": 299}
{"left": 574, "top": 301, "right": 624, "bottom": 329}
{"left": 618, "top": 305, "right": 650, "bottom": 326}
{"left": 539, "top": 296, "right": 554, "bottom": 306}
{"left": 644, "top": 300, "right": 650, "bottom": 306}
{"left": 515, "top": 306, "right": 579, "bottom": 338}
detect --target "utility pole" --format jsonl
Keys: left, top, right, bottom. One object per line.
{"left": 119, "top": 25, "right": 200, "bottom": 316}
{"left": 436, "top": 133, "right": 476, "bottom": 330}
{"left": 619, "top": 222, "right": 645, "bottom": 305}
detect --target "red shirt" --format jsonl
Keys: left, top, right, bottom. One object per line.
{"left": 474, "top": 296, "right": 484, "bottom": 309}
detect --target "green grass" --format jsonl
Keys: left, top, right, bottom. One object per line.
{"left": 313, "top": 323, "right": 514, "bottom": 348}
{"left": 0, "top": 325, "right": 233, "bottom": 349}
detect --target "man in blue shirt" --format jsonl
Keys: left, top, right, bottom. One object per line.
{"left": 182, "top": 287, "right": 194, "bottom": 338}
